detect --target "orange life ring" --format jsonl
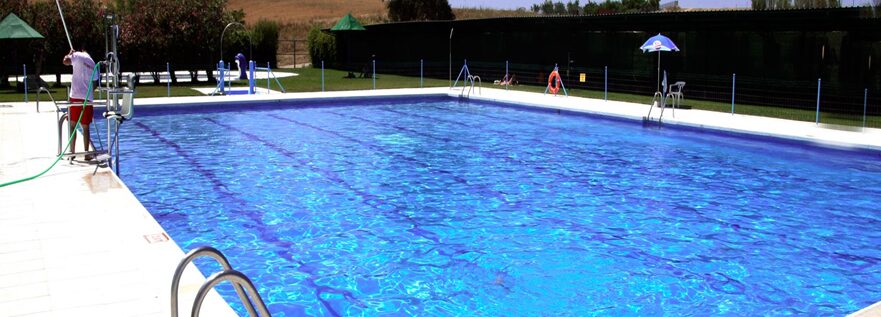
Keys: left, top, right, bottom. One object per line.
{"left": 548, "top": 70, "right": 561, "bottom": 94}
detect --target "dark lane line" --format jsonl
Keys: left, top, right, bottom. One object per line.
{"left": 379, "top": 107, "right": 624, "bottom": 168}
{"left": 428, "top": 103, "right": 594, "bottom": 138}
{"left": 266, "top": 113, "right": 512, "bottom": 204}
{"left": 137, "top": 120, "right": 353, "bottom": 316}
{"left": 325, "top": 110, "right": 547, "bottom": 172}
{"left": 204, "top": 117, "right": 499, "bottom": 313}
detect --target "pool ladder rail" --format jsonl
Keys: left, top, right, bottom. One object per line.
{"left": 171, "top": 246, "right": 271, "bottom": 317}
{"left": 643, "top": 91, "right": 668, "bottom": 126}
{"left": 451, "top": 60, "right": 481, "bottom": 98}
{"left": 37, "top": 87, "right": 109, "bottom": 163}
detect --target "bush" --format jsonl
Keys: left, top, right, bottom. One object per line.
{"left": 307, "top": 27, "right": 336, "bottom": 68}
{"left": 251, "top": 19, "right": 279, "bottom": 66}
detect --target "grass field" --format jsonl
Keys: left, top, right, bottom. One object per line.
{"left": 2, "top": 67, "right": 876, "bottom": 128}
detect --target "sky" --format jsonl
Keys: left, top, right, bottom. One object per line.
{"left": 447, "top": 0, "right": 815, "bottom": 10}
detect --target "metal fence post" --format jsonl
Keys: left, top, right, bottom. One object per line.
{"left": 864, "top": 88, "right": 868, "bottom": 128}
{"left": 420, "top": 59, "right": 424, "bottom": 88}
{"left": 321, "top": 60, "right": 325, "bottom": 92}
{"left": 166, "top": 62, "right": 171, "bottom": 97}
{"left": 248, "top": 60, "right": 256, "bottom": 95}
{"left": 372, "top": 59, "right": 376, "bottom": 90}
{"left": 604, "top": 66, "right": 608, "bottom": 101}
{"left": 218, "top": 60, "right": 225, "bottom": 94}
{"left": 505, "top": 60, "right": 509, "bottom": 91}
{"left": 731, "top": 73, "right": 736, "bottom": 114}
{"left": 816, "top": 78, "right": 821, "bottom": 125}
{"left": 23, "top": 64, "right": 28, "bottom": 103}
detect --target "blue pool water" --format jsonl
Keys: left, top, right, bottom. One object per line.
{"left": 120, "top": 97, "right": 881, "bottom": 316}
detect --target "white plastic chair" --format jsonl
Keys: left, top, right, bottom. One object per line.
{"left": 665, "top": 81, "right": 685, "bottom": 116}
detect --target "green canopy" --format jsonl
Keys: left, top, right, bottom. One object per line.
{"left": 0, "top": 13, "right": 44, "bottom": 39}
{"left": 330, "top": 13, "right": 366, "bottom": 31}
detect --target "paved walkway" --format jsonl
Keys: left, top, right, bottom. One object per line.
{"left": 0, "top": 103, "right": 234, "bottom": 316}
{"left": 1, "top": 87, "right": 878, "bottom": 316}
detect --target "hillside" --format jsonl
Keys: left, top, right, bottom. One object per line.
{"left": 226, "top": 0, "right": 387, "bottom": 25}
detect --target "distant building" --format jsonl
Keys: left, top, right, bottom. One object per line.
{"left": 660, "top": 1, "right": 680, "bottom": 11}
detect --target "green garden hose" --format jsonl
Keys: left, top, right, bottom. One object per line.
{"left": 0, "top": 64, "right": 101, "bottom": 188}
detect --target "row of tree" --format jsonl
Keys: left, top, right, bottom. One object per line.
{"left": 751, "top": 0, "right": 841, "bottom": 9}
{"left": 0, "top": 0, "right": 278, "bottom": 88}
{"left": 530, "top": 0, "right": 660, "bottom": 15}
{"left": 526, "top": 0, "right": 850, "bottom": 15}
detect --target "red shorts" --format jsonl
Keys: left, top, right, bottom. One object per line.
{"left": 68, "top": 98, "right": 94, "bottom": 126}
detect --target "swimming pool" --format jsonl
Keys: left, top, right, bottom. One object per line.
{"left": 121, "top": 96, "right": 881, "bottom": 316}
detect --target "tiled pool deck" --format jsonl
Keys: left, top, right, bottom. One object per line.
{"left": 1, "top": 87, "right": 879, "bottom": 316}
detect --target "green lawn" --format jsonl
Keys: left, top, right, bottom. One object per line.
{"left": 3, "top": 68, "right": 877, "bottom": 128}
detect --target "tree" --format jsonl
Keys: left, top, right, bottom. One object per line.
{"left": 567, "top": 0, "right": 582, "bottom": 15}
{"left": 118, "top": 0, "right": 240, "bottom": 83}
{"left": 386, "top": 0, "right": 455, "bottom": 22}
{"left": 751, "top": 0, "right": 840, "bottom": 9}
{"left": 307, "top": 27, "right": 335, "bottom": 67}
{"left": 0, "top": 0, "right": 31, "bottom": 87}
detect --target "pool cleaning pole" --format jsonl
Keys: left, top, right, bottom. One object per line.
{"left": 55, "top": 0, "right": 74, "bottom": 51}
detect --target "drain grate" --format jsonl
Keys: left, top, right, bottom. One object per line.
{"left": 0, "top": 105, "right": 12, "bottom": 108}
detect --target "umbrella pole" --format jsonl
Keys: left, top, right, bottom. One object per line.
{"left": 657, "top": 51, "right": 661, "bottom": 93}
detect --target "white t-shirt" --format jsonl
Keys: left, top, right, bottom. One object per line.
{"left": 68, "top": 51, "right": 98, "bottom": 101}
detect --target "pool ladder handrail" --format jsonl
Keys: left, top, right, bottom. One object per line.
{"left": 451, "top": 60, "right": 481, "bottom": 98}
{"left": 171, "top": 246, "right": 270, "bottom": 317}
{"left": 39, "top": 86, "right": 107, "bottom": 158}
{"left": 466, "top": 75, "right": 481, "bottom": 98}
{"left": 644, "top": 91, "right": 666, "bottom": 124}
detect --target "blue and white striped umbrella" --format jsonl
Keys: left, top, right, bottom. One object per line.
{"left": 639, "top": 33, "right": 680, "bottom": 94}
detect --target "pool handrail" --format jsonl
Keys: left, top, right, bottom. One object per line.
{"left": 255, "top": 63, "right": 286, "bottom": 93}
{"left": 192, "top": 269, "right": 271, "bottom": 317}
{"left": 171, "top": 246, "right": 260, "bottom": 317}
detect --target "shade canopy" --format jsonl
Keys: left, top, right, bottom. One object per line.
{"left": 0, "top": 13, "right": 44, "bottom": 39}
{"left": 639, "top": 33, "right": 679, "bottom": 94}
{"left": 640, "top": 33, "right": 678, "bottom": 52}
{"left": 330, "top": 13, "right": 366, "bottom": 31}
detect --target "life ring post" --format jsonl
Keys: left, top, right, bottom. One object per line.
{"left": 544, "top": 64, "right": 568, "bottom": 96}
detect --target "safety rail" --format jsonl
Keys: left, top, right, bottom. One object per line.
{"left": 48, "top": 94, "right": 108, "bottom": 158}
{"left": 171, "top": 246, "right": 267, "bottom": 317}
{"left": 255, "top": 62, "right": 286, "bottom": 93}
{"left": 36, "top": 87, "right": 57, "bottom": 113}
{"left": 466, "top": 75, "right": 481, "bottom": 98}
{"left": 644, "top": 91, "right": 666, "bottom": 123}
{"left": 192, "top": 270, "right": 271, "bottom": 317}
{"left": 452, "top": 60, "right": 481, "bottom": 98}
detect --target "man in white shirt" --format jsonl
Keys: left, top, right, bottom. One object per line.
{"left": 63, "top": 49, "right": 97, "bottom": 160}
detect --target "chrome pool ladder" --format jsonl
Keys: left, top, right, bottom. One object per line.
{"left": 171, "top": 246, "right": 271, "bottom": 317}
{"left": 451, "top": 60, "right": 481, "bottom": 98}
{"left": 643, "top": 91, "right": 666, "bottom": 125}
